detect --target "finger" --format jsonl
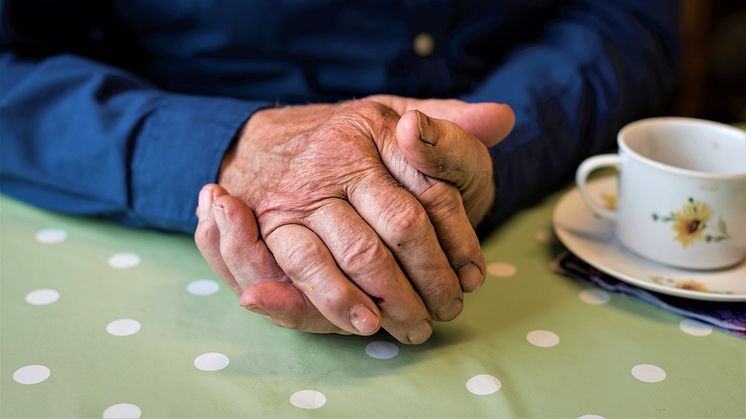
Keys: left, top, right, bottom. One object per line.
{"left": 264, "top": 223, "right": 383, "bottom": 336}
{"left": 348, "top": 173, "right": 464, "bottom": 322}
{"left": 240, "top": 282, "right": 348, "bottom": 334}
{"left": 212, "top": 194, "right": 288, "bottom": 288}
{"left": 367, "top": 94, "right": 515, "bottom": 147}
{"left": 413, "top": 100, "right": 514, "bottom": 148}
{"left": 360, "top": 102, "right": 486, "bottom": 292}
{"left": 411, "top": 180, "right": 485, "bottom": 292}
{"left": 307, "top": 199, "right": 433, "bottom": 344}
{"left": 211, "top": 195, "right": 340, "bottom": 331}
{"left": 396, "top": 110, "right": 495, "bottom": 224}
{"left": 194, "top": 184, "right": 242, "bottom": 295}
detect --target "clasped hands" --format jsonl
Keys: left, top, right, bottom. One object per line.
{"left": 194, "top": 95, "right": 514, "bottom": 344}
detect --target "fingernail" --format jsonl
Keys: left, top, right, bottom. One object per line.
{"left": 197, "top": 186, "right": 214, "bottom": 222}
{"left": 348, "top": 304, "right": 379, "bottom": 335}
{"left": 436, "top": 298, "right": 463, "bottom": 321}
{"left": 459, "top": 262, "right": 485, "bottom": 292}
{"left": 212, "top": 203, "right": 227, "bottom": 235}
{"left": 407, "top": 320, "right": 432, "bottom": 344}
{"left": 416, "top": 110, "right": 437, "bottom": 145}
{"left": 245, "top": 304, "right": 269, "bottom": 316}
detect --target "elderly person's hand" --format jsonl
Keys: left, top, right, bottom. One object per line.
{"left": 195, "top": 97, "right": 514, "bottom": 344}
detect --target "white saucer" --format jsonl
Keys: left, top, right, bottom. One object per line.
{"left": 553, "top": 176, "right": 746, "bottom": 302}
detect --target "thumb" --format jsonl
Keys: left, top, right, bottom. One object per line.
{"left": 395, "top": 109, "right": 495, "bottom": 225}
{"left": 366, "top": 94, "right": 515, "bottom": 147}
{"left": 417, "top": 101, "right": 515, "bottom": 148}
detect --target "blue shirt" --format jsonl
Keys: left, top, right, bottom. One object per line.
{"left": 0, "top": 0, "right": 679, "bottom": 234}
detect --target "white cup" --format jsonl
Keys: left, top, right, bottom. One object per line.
{"left": 575, "top": 117, "right": 746, "bottom": 270}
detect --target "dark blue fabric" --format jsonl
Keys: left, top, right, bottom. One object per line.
{"left": 0, "top": 0, "right": 679, "bottom": 234}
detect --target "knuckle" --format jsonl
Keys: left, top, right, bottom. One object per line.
{"left": 300, "top": 277, "right": 361, "bottom": 320}
{"left": 422, "top": 281, "right": 457, "bottom": 306}
{"left": 465, "top": 183, "right": 495, "bottom": 226}
{"left": 382, "top": 201, "right": 427, "bottom": 242}
{"left": 411, "top": 270, "right": 461, "bottom": 308}
{"left": 193, "top": 223, "right": 214, "bottom": 251}
{"left": 424, "top": 183, "right": 463, "bottom": 218}
{"left": 313, "top": 282, "right": 351, "bottom": 309}
{"left": 338, "top": 236, "right": 387, "bottom": 273}
{"left": 281, "top": 239, "right": 327, "bottom": 281}
{"left": 341, "top": 100, "right": 399, "bottom": 129}
{"left": 218, "top": 230, "right": 240, "bottom": 259}
{"left": 351, "top": 99, "right": 394, "bottom": 120}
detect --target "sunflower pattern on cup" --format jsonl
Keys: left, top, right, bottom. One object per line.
{"left": 600, "top": 192, "right": 617, "bottom": 210}
{"left": 651, "top": 198, "right": 731, "bottom": 248}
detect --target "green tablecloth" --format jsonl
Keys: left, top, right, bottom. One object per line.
{"left": 1, "top": 182, "right": 744, "bottom": 418}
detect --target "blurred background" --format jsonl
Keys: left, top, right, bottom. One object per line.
{"left": 675, "top": 0, "right": 746, "bottom": 123}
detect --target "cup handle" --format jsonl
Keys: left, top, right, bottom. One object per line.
{"left": 575, "top": 154, "right": 620, "bottom": 221}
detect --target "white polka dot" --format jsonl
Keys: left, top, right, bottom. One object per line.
{"left": 679, "top": 319, "right": 712, "bottom": 336}
{"left": 102, "top": 403, "right": 141, "bottom": 419}
{"left": 486, "top": 262, "right": 517, "bottom": 277}
{"left": 526, "top": 330, "right": 560, "bottom": 348}
{"left": 106, "top": 319, "right": 141, "bottom": 337}
{"left": 578, "top": 415, "right": 606, "bottom": 419}
{"left": 13, "top": 365, "right": 50, "bottom": 385}
{"left": 533, "top": 228, "right": 552, "bottom": 243}
{"left": 631, "top": 364, "right": 666, "bottom": 383}
{"left": 289, "top": 389, "right": 327, "bottom": 409}
{"left": 108, "top": 253, "right": 140, "bottom": 269}
{"left": 466, "top": 374, "right": 501, "bottom": 395}
{"left": 35, "top": 228, "right": 67, "bottom": 244}
{"left": 194, "top": 352, "right": 230, "bottom": 371}
{"left": 579, "top": 289, "right": 610, "bottom": 305}
{"left": 187, "top": 279, "right": 220, "bottom": 296}
{"left": 25, "top": 289, "right": 59, "bottom": 306}
{"left": 365, "top": 341, "right": 399, "bottom": 359}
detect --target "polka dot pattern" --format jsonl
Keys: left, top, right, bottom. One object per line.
{"left": 35, "top": 228, "right": 67, "bottom": 244}
{"left": 579, "top": 289, "right": 610, "bottom": 305}
{"left": 526, "top": 330, "right": 560, "bottom": 348}
{"left": 466, "top": 374, "right": 501, "bottom": 395}
{"left": 25, "top": 289, "right": 60, "bottom": 306}
{"left": 631, "top": 364, "right": 666, "bottom": 383}
{"left": 534, "top": 228, "right": 552, "bottom": 243}
{"left": 5, "top": 180, "right": 740, "bottom": 419}
{"left": 13, "top": 365, "right": 50, "bottom": 385}
{"left": 108, "top": 253, "right": 140, "bottom": 269}
{"left": 102, "top": 403, "right": 142, "bottom": 419}
{"left": 194, "top": 352, "right": 230, "bottom": 371}
{"left": 365, "top": 341, "right": 399, "bottom": 359}
{"left": 679, "top": 319, "right": 712, "bottom": 337}
{"left": 486, "top": 262, "right": 517, "bottom": 278}
{"left": 187, "top": 279, "right": 220, "bottom": 296}
{"left": 106, "top": 319, "right": 141, "bottom": 337}
{"left": 289, "top": 390, "right": 327, "bottom": 409}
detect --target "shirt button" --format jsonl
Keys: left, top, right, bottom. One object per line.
{"left": 412, "top": 33, "right": 435, "bottom": 57}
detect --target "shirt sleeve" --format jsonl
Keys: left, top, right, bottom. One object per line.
{"left": 0, "top": 51, "right": 269, "bottom": 233}
{"left": 461, "top": 0, "right": 679, "bottom": 235}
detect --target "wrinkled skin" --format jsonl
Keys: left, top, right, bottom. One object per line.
{"left": 196, "top": 96, "right": 514, "bottom": 344}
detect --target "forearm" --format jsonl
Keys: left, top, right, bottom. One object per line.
{"left": 0, "top": 51, "right": 269, "bottom": 232}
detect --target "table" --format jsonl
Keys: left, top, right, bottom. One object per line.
{"left": 1, "top": 180, "right": 744, "bottom": 418}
